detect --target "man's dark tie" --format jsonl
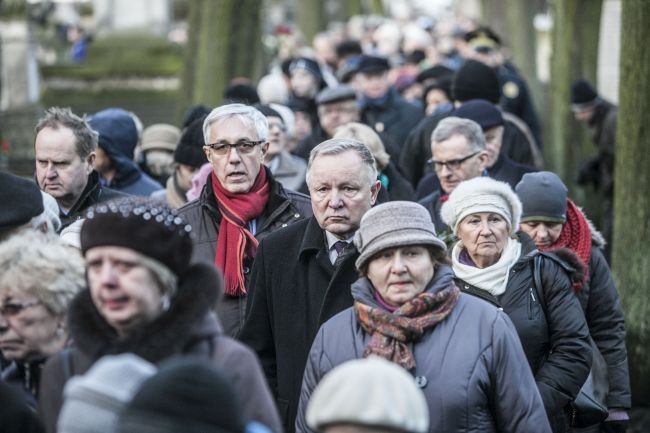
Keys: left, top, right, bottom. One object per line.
{"left": 333, "top": 240, "right": 349, "bottom": 257}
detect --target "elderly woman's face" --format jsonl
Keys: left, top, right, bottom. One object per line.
{"left": 456, "top": 212, "right": 509, "bottom": 268}
{"left": 0, "top": 289, "right": 64, "bottom": 361}
{"left": 85, "top": 246, "right": 165, "bottom": 336}
{"left": 367, "top": 246, "right": 434, "bottom": 307}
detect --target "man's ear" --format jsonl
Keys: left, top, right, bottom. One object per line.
{"left": 370, "top": 179, "right": 381, "bottom": 205}
{"left": 478, "top": 150, "right": 489, "bottom": 171}
{"left": 260, "top": 141, "right": 269, "bottom": 159}
{"left": 203, "top": 147, "right": 212, "bottom": 162}
{"left": 86, "top": 152, "right": 96, "bottom": 174}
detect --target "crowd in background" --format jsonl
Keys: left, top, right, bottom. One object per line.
{"left": 0, "top": 10, "right": 628, "bottom": 433}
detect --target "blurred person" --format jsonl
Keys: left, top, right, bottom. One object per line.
{"left": 224, "top": 80, "right": 261, "bottom": 105}
{"left": 333, "top": 122, "right": 414, "bottom": 202}
{"left": 256, "top": 105, "right": 307, "bottom": 191}
{"left": 516, "top": 172, "right": 630, "bottom": 432}
{"left": 288, "top": 57, "right": 326, "bottom": 127}
{"left": 137, "top": 123, "right": 181, "bottom": 185}
{"left": 288, "top": 98, "right": 315, "bottom": 151}
{"left": 312, "top": 32, "right": 339, "bottom": 88}
{"left": 258, "top": 72, "right": 290, "bottom": 105}
{"left": 416, "top": 65, "right": 454, "bottom": 116}
{"left": 0, "top": 381, "right": 45, "bottom": 433}
{"left": 239, "top": 139, "right": 381, "bottom": 433}
{"left": 178, "top": 104, "right": 312, "bottom": 336}
{"left": 88, "top": 108, "right": 163, "bottom": 196}
{"left": 441, "top": 177, "right": 591, "bottom": 432}
{"left": 355, "top": 55, "right": 423, "bottom": 150}
{"left": 399, "top": 60, "right": 541, "bottom": 187}
{"left": 34, "top": 107, "right": 125, "bottom": 230}
{"left": 418, "top": 117, "right": 489, "bottom": 243}
{"left": 151, "top": 117, "right": 207, "bottom": 208}
{"left": 39, "top": 198, "right": 283, "bottom": 433}
{"left": 570, "top": 79, "right": 617, "bottom": 261}
{"left": 304, "top": 357, "right": 429, "bottom": 433}
{"left": 296, "top": 201, "right": 551, "bottom": 433}
{"left": 0, "top": 230, "right": 85, "bottom": 410}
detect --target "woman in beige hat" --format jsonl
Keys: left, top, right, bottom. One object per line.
{"left": 296, "top": 201, "right": 551, "bottom": 433}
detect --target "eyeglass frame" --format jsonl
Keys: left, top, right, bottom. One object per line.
{"left": 429, "top": 150, "right": 481, "bottom": 172}
{"left": 204, "top": 139, "right": 266, "bottom": 156}
{"left": 0, "top": 299, "right": 42, "bottom": 317}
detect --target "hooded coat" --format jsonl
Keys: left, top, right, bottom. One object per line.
{"left": 38, "top": 263, "right": 282, "bottom": 433}
{"left": 296, "top": 265, "right": 552, "bottom": 433}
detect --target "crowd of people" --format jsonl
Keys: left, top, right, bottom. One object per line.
{"left": 0, "top": 12, "right": 629, "bottom": 433}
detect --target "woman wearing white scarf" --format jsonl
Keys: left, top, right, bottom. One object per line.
{"left": 441, "top": 177, "right": 592, "bottom": 433}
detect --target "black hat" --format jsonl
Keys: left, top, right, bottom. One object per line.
{"left": 452, "top": 60, "right": 501, "bottom": 104}
{"left": 223, "top": 83, "right": 260, "bottom": 105}
{"left": 174, "top": 117, "right": 208, "bottom": 168}
{"left": 357, "top": 55, "right": 390, "bottom": 74}
{"left": 515, "top": 171, "right": 568, "bottom": 223}
{"left": 570, "top": 79, "right": 599, "bottom": 111}
{"left": 80, "top": 198, "right": 193, "bottom": 276}
{"left": 337, "top": 55, "right": 363, "bottom": 83}
{"left": 117, "top": 358, "right": 246, "bottom": 433}
{"left": 416, "top": 64, "right": 454, "bottom": 85}
{"left": 0, "top": 172, "right": 44, "bottom": 233}
{"left": 315, "top": 85, "right": 357, "bottom": 105}
{"left": 454, "top": 99, "right": 504, "bottom": 131}
{"left": 289, "top": 57, "right": 323, "bottom": 82}
{"left": 464, "top": 27, "right": 502, "bottom": 52}
{"left": 181, "top": 105, "right": 210, "bottom": 129}
{"left": 254, "top": 104, "right": 283, "bottom": 120}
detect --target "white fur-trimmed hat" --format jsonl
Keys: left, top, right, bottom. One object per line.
{"left": 440, "top": 177, "right": 522, "bottom": 235}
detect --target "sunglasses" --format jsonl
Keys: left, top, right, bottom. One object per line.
{"left": 0, "top": 300, "right": 41, "bottom": 317}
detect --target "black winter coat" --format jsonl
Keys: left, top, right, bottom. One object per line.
{"left": 238, "top": 217, "right": 359, "bottom": 433}
{"left": 178, "top": 168, "right": 313, "bottom": 336}
{"left": 455, "top": 236, "right": 591, "bottom": 433}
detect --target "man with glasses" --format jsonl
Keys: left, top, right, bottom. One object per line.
{"left": 418, "top": 117, "right": 488, "bottom": 245}
{"left": 178, "top": 104, "right": 312, "bottom": 337}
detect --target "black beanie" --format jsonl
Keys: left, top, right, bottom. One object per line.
{"left": 452, "top": 60, "right": 501, "bottom": 104}
{"left": 454, "top": 99, "right": 504, "bottom": 131}
{"left": 174, "top": 117, "right": 208, "bottom": 168}
{"left": 80, "top": 198, "right": 193, "bottom": 276}
{"left": 117, "top": 359, "right": 246, "bottom": 433}
{"left": 223, "top": 83, "right": 260, "bottom": 105}
{"left": 515, "top": 171, "right": 568, "bottom": 223}
{"left": 0, "top": 172, "right": 44, "bottom": 233}
{"left": 254, "top": 104, "right": 283, "bottom": 120}
{"left": 570, "top": 79, "right": 599, "bottom": 110}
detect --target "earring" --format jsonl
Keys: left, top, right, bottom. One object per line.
{"left": 161, "top": 295, "right": 171, "bottom": 312}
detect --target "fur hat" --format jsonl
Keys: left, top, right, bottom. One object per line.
{"left": 451, "top": 60, "right": 501, "bottom": 104}
{"left": 117, "top": 358, "right": 246, "bottom": 433}
{"left": 306, "top": 357, "right": 429, "bottom": 433}
{"left": 57, "top": 354, "right": 157, "bottom": 433}
{"left": 440, "top": 177, "right": 522, "bottom": 235}
{"left": 141, "top": 124, "right": 181, "bottom": 153}
{"left": 354, "top": 201, "right": 446, "bottom": 271}
{"left": 515, "top": 171, "right": 568, "bottom": 223}
{"left": 80, "top": 198, "right": 193, "bottom": 276}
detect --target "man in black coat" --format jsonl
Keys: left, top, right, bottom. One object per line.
{"left": 239, "top": 138, "right": 381, "bottom": 433}
{"left": 33, "top": 107, "right": 125, "bottom": 231}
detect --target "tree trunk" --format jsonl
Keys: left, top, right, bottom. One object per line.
{"left": 613, "top": 0, "right": 650, "bottom": 407}
{"left": 177, "top": 0, "right": 263, "bottom": 117}
{"left": 548, "top": 0, "right": 601, "bottom": 197}
{"left": 295, "top": 0, "right": 324, "bottom": 46}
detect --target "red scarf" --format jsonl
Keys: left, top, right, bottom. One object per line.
{"left": 541, "top": 199, "right": 592, "bottom": 287}
{"left": 212, "top": 169, "right": 270, "bottom": 297}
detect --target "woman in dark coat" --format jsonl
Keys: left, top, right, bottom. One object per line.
{"left": 516, "top": 171, "right": 630, "bottom": 432}
{"left": 38, "top": 198, "right": 282, "bottom": 433}
{"left": 296, "top": 201, "right": 551, "bottom": 433}
{"left": 441, "top": 177, "right": 592, "bottom": 433}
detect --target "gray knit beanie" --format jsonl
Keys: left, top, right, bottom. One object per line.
{"left": 515, "top": 171, "right": 567, "bottom": 223}
{"left": 354, "top": 201, "right": 446, "bottom": 271}
{"left": 57, "top": 354, "right": 157, "bottom": 433}
{"left": 440, "top": 177, "right": 522, "bottom": 235}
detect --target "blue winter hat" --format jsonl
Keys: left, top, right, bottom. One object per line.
{"left": 454, "top": 99, "right": 504, "bottom": 131}
{"left": 89, "top": 108, "right": 139, "bottom": 159}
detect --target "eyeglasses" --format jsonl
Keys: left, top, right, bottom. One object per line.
{"left": 0, "top": 300, "right": 41, "bottom": 317}
{"left": 429, "top": 151, "right": 480, "bottom": 172}
{"left": 204, "top": 140, "right": 265, "bottom": 156}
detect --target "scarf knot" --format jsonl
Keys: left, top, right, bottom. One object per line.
{"left": 354, "top": 283, "right": 460, "bottom": 371}
{"left": 212, "top": 169, "right": 270, "bottom": 296}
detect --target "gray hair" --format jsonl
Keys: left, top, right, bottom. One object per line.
{"left": 137, "top": 253, "right": 178, "bottom": 302}
{"left": 430, "top": 116, "right": 485, "bottom": 151}
{"left": 35, "top": 107, "right": 98, "bottom": 159}
{"left": 306, "top": 138, "right": 377, "bottom": 187}
{"left": 0, "top": 230, "right": 84, "bottom": 317}
{"left": 202, "top": 103, "right": 269, "bottom": 144}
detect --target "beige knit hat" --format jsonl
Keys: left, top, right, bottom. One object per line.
{"left": 440, "top": 177, "right": 522, "bottom": 235}
{"left": 354, "top": 201, "right": 446, "bottom": 271}
{"left": 306, "top": 357, "right": 429, "bottom": 433}
{"left": 141, "top": 124, "right": 181, "bottom": 153}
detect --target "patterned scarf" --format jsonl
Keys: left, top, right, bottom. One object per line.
{"left": 212, "top": 169, "right": 269, "bottom": 296}
{"left": 354, "top": 284, "right": 460, "bottom": 370}
{"left": 541, "top": 199, "right": 592, "bottom": 287}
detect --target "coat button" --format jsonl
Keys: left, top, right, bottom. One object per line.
{"left": 243, "top": 266, "right": 250, "bottom": 274}
{"left": 294, "top": 213, "right": 300, "bottom": 218}
{"left": 281, "top": 223, "right": 288, "bottom": 227}
{"left": 414, "top": 375, "right": 428, "bottom": 388}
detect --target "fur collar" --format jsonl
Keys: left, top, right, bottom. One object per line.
{"left": 69, "top": 263, "right": 221, "bottom": 363}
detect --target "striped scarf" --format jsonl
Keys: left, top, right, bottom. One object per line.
{"left": 212, "top": 169, "right": 269, "bottom": 296}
